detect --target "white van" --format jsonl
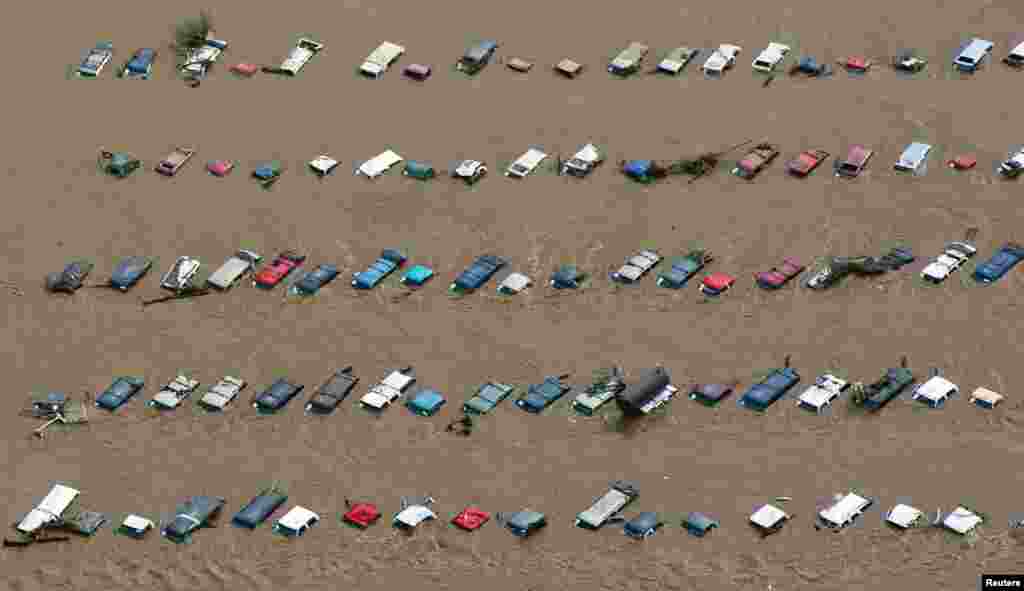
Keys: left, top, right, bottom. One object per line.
{"left": 360, "top": 41, "right": 405, "bottom": 78}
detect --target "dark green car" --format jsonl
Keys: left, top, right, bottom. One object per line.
{"left": 99, "top": 151, "right": 141, "bottom": 177}
{"left": 862, "top": 367, "right": 914, "bottom": 411}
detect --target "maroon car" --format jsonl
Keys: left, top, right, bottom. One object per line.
{"left": 786, "top": 149, "right": 830, "bottom": 177}
{"left": 254, "top": 250, "right": 305, "bottom": 289}
{"left": 835, "top": 145, "right": 873, "bottom": 177}
{"left": 733, "top": 143, "right": 779, "bottom": 179}
{"left": 755, "top": 258, "right": 805, "bottom": 289}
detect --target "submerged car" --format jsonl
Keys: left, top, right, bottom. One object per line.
{"left": 610, "top": 250, "right": 661, "bottom": 284}
{"left": 973, "top": 243, "right": 1024, "bottom": 283}
{"left": 120, "top": 48, "right": 156, "bottom": 79}
{"left": 160, "top": 256, "right": 201, "bottom": 291}
{"left": 703, "top": 44, "right": 742, "bottom": 75}
{"left": 920, "top": 242, "right": 976, "bottom": 283}
{"left": 99, "top": 150, "right": 141, "bottom": 178}
{"left": 894, "top": 142, "right": 932, "bottom": 174}
{"left": 95, "top": 376, "right": 145, "bottom": 411}
{"left": 292, "top": 264, "right": 339, "bottom": 295}
{"left": 78, "top": 42, "right": 114, "bottom": 77}
{"left": 352, "top": 249, "right": 406, "bottom": 289}
{"left": 733, "top": 143, "right": 779, "bottom": 179}
{"left": 1005, "top": 41, "right": 1024, "bottom": 67}
{"left": 892, "top": 50, "right": 928, "bottom": 72}
{"left": 576, "top": 481, "right": 639, "bottom": 530}
{"left": 657, "top": 250, "right": 714, "bottom": 289}
{"left": 162, "top": 496, "right": 225, "bottom": 542}
{"left": 998, "top": 147, "right": 1024, "bottom": 177}
{"left": 516, "top": 375, "right": 572, "bottom": 413}
{"left": 155, "top": 147, "right": 195, "bottom": 176}
{"left": 738, "top": 367, "right": 800, "bottom": 411}
{"left": 110, "top": 256, "right": 153, "bottom": 291}
{"left": 657, "top": 47, "right": 700, "bottom": 74}
{"left": 786, "top": 149, "right": 830, "bottom": 177}
{"left": 608, "top": 42, "right": 649, "bottom": 76}
{"left": 835, "top": 145, "right": 874, "bottom": 177}
{"left": 457, "top": 40, "right": 498, "bottom": 74}
{"left": 253, "top": 378, "right": 305, "bottom": 413}
{"left": 562, "top": 143, "right": 604, "bottom": 177}
{"left": 463, "top": 381, "right": 516, "bottom": 414}
{"left": 254, "top": 250, "right": 305, "bottom": 288}
{"left": 860, "top": 367, "right": 914, "bottom": 411}
{"left": 752, "top": 42, "right": 790, "bottom": 72}
{"left": 206, "top": 250, "right": 262, "bottom": 290}
{"left": 306, "top": 367, "right": 359, "bottom": 414}
{"left": 953, "top": 38, "right": 994, "bottom": 72}
{"left": 453, "top": 159, "right": 488, "bottom": 184}
{"left": 450, "top": 255, "right": 506, "bottom": 293}
{"left": 264, "top": 38, "right": 322, "bottom": 76}
{"left": 359, "top": 41, "right": 405, "bottom": 78}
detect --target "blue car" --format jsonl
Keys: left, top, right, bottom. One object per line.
{"left": 253, "top": 378, "right": 304, "bottom": 413}
{"left": 515, "top": 376, "right": 571, "bottom": 413}
{"left": 973, "top": 243, "right": 1024, "bottom": 283}
{"left": 110, "top": 256, "right": 153, "bottom": 291}
{"left": 657, "top": 251, "right": 714, "bottom": 289}
{"left": 293, "top": 263, "right": 339, "bottom": 295}
{"left": 738, "top": 367, "right": 800, "bottom": 412}
{"left": 352, "top": 250, "right": 406, "bottom": 289}
{"left": 95, "top": 376, "right": 145, "bottom": 411}
{"left": 550, "top": 265, "right": 585, "bottom": 289}
{"left": 78, "top": 42, "right": 114, "bottom": 77}
{"left": 450, "top": 255, "right": 507, "bottom": 293}
{"left": 121, "top": 48, "right": 156, "bottom": 79}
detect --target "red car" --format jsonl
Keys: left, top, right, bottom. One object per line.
{"left": 841, "top": 56, "right": 871, "bottom": 72}
{"left": 786, "top": 149, "right": 830, "bottom": 177}
{"left": 948, "top": 155, "right": 977, "bottom": 170}
{"left": 254, "top": 250, "right": 305, "bottom": 288}
{"left": 700, "top": 272, "right": 736, "bottom": 296}
{"left": 452, "top": 507, "right": 490, "bottom": 531}
{"left": 755, "top": 258, "right": 805, "bottom": 289}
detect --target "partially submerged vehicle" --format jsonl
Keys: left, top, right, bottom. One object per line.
{"left": 969, "top": 387, "right": 1004, "bottom": 409}
{"left": 463, "top": 381, "right": 516, "bottom": 414}
{"left": 119, "top": 48, "right": 156, "bottom": 79}
{"left": 353, "top": 249, "right": 407, "bottom": 289}
{"left": 357, "top": 150, "right": 403, "bottom": 179}
{"left": 198, "top": 376, "right": 247, "bottom": 411}
{"left": 253, "top": 378, "right": 304, "bottom": 413}
{"left": 95, "top": 376, "right": 145, "bottom": 411}
{"left": 394, "top": 497, "right": 437, "bottom": 530}
{"left": 562, "top": 143, "right": 604, "bottom": 177}
{"left": 921, "top": 242, "right": 976, "bottom": 283}
{"left": 689, "top": 382, "right": 737, "bottom": 406}
{"left": 860, "top": 366, "right": 915, "bottom": 411}
{"left": 732, "top": 143, "right": 779, "bottom": 179}
{"left": 45, "top": 260, "right": 94, "bottom": 294}
{"left": 550, "top": 265, "right": 585, "bottom": 289}
{"left": 835, "top": 145, "right": 874, "bottom": 177}
{"left": 155, "top": 147, "right": 195, "bottom": 176}
{"left": 703, "top": 44, "right": 742, "bottom": 75}
{"left": 657, "top": 250, "right": 713, "bottom": 289}
{"left": 291, "top": 263, "right": 339, "bottom": 296}
{"left": 254, "top": 250, "right": 305, "bottom": 289}
{"left": 506, "top": 57, "right": 534, "bottom": 72}
{"left": 452, "top": 507, "right": 490, "bottom": 531}
{"left": 309, "top": 155, "right": 339, "bottom": 177}
{"left": 342, "top": 501, "right": 381, "bottom": 528}
{"left": 400, "top": 264, "right": 434, "bottom": 287}
{"left": 120, "top": 515, "right": 155, "bottom": 538}
{"left": 699, "top": 272, "right": 736, "bottom": 297}
{"left": 274, "top": 506, "right": 319, "bottom": 537}
{"left": 750, "top": 503, "right": 789, "bottom": 535}
{"left": 497, "top": 272, "right": 532, "bottom": 295}
{"left": 403, "top": 160, "right": 435, "bottom": 180}
{"left": 450, "top": 255, "right": 507, "bottom": 293}
{"left": 789, "top": 56, "right": 832, "bottom": 77}
{"left": 942, "top": 506, "right": 983, "bottom": 535}
{"left": 405, "top": 389, "right": 446, "bottom": 416}
{"left": 506, "top": 148, "right": 548, "bottom": 178}
{"left": 516, "top": 375, "right": 572, "bottom": 413}
{"left": 233, "top": 486, "right": 288, "bottom": 528}
{"left": 252, "top": 161, "right": 282, "bottom": 187}
{"left": 573, "top": 368, "right": 626, "bottom": 415}
{"left": 683, "top": 512, "right": 719, "bottom": 537}
{"left": 752, "top": 42, "right": 790, "bottom": 72}
{"left": 181, "top": 35, "right": 228, "bottom": 79}
{"left": 657, "top": 47, "right": 700, "bottom": 74}
{"left": 109, "top": 256, "right": 152, "bottom": 290}
{"left": 738, "top": 366, "right": 800, "bottom": 412}
{"left": 953, "top": 38, "right": 994, "bottom": 72}
{"left": 554, "top": 58, "right": 584, "bottom": 78}
{"left": 503, "top": 510, "right": 546, "bottom": 537}
{"left": 403, "top": 63, "right": 432, "bottom": 80}
{"left": 998, "top": 146, "right": 1024, "bottom": 178}
{"left": 457, "top": 40, "right": 499, "bottom": 74}
{"left": 610, "top": 250, "right": 661, "bottom": 284}
{"left": 786, "top": 149, "right": 830, "bottom": 177}
{"left": 892, "top": 50, "right": 928, "bottom": 73}
{"left": 947, "top": 154, "right": 977, "bottom": 170}
{"left": 575, "top": 481, "right": 639, "bottom": 530}
{"left": 885, "top": 503, "right": 924, "bottom": 529}
{"left": 207, "top": 159, "right": 234, "bottom": 177}
{"left": 162, "top": 496, "right": 225, "bottom": 543}
{"left": 452, "top": 159, "right": 488, "bottom": 184}
{"left": 150, "top": 374, "right": 200, "bottom": 410}
{"left": 608, "top": 42, "right": 649, "bottom": 76}
{"left": 360, "top": 41, "right": 405, "bottom": 78}
{"left": 911, "top": 375, "right": 958, "bottom": 408}
{"left": 839, "top": 55, "right": 872, "bottom": 73}
{"left": 622, "top": 159, "right": 659, "bottom": 183}
{"left": 160, "top": 256, "right": 201, "bottom": 292}
{"left": 78, "top": 42, "right": 114, "bottom": 77}
{"left": 755, "top": 257, "right": 805, "bottom": 289}
{"left": 306, "top": 367, "right": 359, "bottom": 414}
{"left": 264, "top": 38, "right": 324, "bottom": 76}
{"left": 894, "top": 142, "right": 932, "bottom": 174}
{"left": 818, "top": 492, "right": 873, "bottom": 530}
{"left": 615, "top": 367, "right": 679, "bottom": 416}
{"left": 797, "top": 374, "right": 848, "bottom": 413}
{"left": 1005, "top": 41, "right": 1024, "bottom": 67}
{"left": 16, "top": 484, "right": 80, "bottom": 535}
{"left": 974, "top": 243, "right": 1024, "bottom": 283}
{"left": 359, "top": 367, "right": 416, "bottom": 411}
{"left": 98, "top": 150, "right": 141, "bottom": 178}
{"left": 207, "top": 250, "right": 262, "bottom": 290}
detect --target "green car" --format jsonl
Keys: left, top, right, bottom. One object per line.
{"left": 861, "top": 367, "right": 914, "bottom": 411}
{"left": 99, "top": 150, "right": 141, "bottom": 178}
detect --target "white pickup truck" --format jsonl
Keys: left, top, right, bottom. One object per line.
{"left": 703, "top": 44, "right": 742, "bottom": 75}
{"left": 562, "top": 143, "right": 604, "bottom": 177}
{"left": 920, "top": 242, "right": 977, "bottom": 283}
{"left": 752, "top": 42, "right": 790, "bottom": 72}
{"left": 359, "top": 41, "right": 405, "bottom": 78}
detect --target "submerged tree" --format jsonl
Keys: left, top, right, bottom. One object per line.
{"left": 172, "top": 11, "right": 214, "bottom": 62}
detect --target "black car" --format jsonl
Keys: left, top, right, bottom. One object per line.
{"left": 623, "top": 512, "right": 664, "bottom": 539}
{"left": 95, "top": 376, "right": 145, "bottom": 411}
{"left": 457, "top": 40, "right": 498, "bottom": 74}
{"left": 110, "top": 256, "right": 153, "bottom": 291}
{"left": 503, "top": 510, "right": 546, "bottom": 537}
{"left": 162, "top": 496, "right": 225, "bottom": 542}
{"left": 306, "top": 367, "right": 359, "bottom": 414}
{"left": 253, "top": 378, "right": 304, "bottom": 412}
{"left": 232, "top": 487, "right": 288, "bottom": 529}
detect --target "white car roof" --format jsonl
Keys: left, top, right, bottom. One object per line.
{"left": 719, "top": 44, "right": 742, "bottom": 55}
{"left": 1012, "top": 42, "right": 1024, "bottom": 57}
{"left": 278, "top": 506, "right": 319, "bottom": 530}
{"left": 798, "top": 375, "right": 847, "bottom": 408}
{"left": 886, "top": 504, "right": 922, "bottom": 528}
{"left": 750, "top": 504, "right": 788, "bottom": 529}
{"left": 499, "top": 272, "right": 532, "bottom": 293}
{"left": 577, "top": 489, "right": 632, "bottom": 527}
{"left": 818, "top": 493, "right": 870, "bottom": 527}
{"left": 970, "top": 387, "right": 1004, "bottom": 406}
{"left": 382, "top": 370, "right": 415, "bottom": 391}
{"left": 943, "top": 506, "right": 982, "bottom": 535}
{"left": 358, "top": 150, "right": 403, "bottom": 178}
{"left": 366, "top": 41, "right": 405, "bottom": 64}
{"left": 573, "top": 144, "right": 602, "bottom": 162}
{"left": 123, "top": 514, "right": 154, "bottom": 531}
{"left": 17, "top": 484, "right": 80, "bottom": 533}
{"left": 914, "top": 376, "right": 958, "bottom": 402}
{"left": 509, "top": 148, "right": 548, "bottom": 172}
{"left": 394, "top": 505, "right": 436, "bottom": 527}
{"left": 309, "top": 155, "right": 338, "bottom": 172}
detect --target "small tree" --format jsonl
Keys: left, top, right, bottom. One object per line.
{"left": 172, "top": 11, "right": 214, "bottom": 63}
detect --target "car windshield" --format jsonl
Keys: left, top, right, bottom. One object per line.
{"left": 957, "top": 56, "right": 975, "bottom": 64}
{"left": 755, "top": 60, "right": 771, "bottom": 67}
{"left": 840, "top": 163, "right": 858, "bottom": 172}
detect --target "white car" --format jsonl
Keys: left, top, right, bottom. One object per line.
{"left": 657, "top": 47, "right": 700, "bottom": 74}
{"left": 921, "top": 242, "right": 977, "bottom": 283}
{"left": 160, "top": 256, "right": 201, "bottom": 291}
{"left": 275, "top": 506, "right": 319, "bottom": 536}
{"left": 752, "top": 42, "right": 790, "bottom": 72}
{"left": 797, "top": 374, "right": 848, "bottom": 413}
{"left": 359, "top": 368, "right": 416, "bottom": 410}
{"left": 357, "top": 150, "right": 403, "bottom": 179}
{"left": 562, "top": 143, "right": 604, "bottom": 177}
{"left": 207, "top": 250, "right": 262, "bottom": 290}
{"left": 1005, "top": 41, "right": 1024, "bottom": 67}
{"left": 703, "top": 44, "right": 742, "bottom": 75}
{"left": 453, "top": 160, "right": 488, "bottom": 184}
{"left": 506, "top": 148, "right": 547, "bottom": 178}
{"left": 359, "top": 41, "right": 405, "bottom": 78}
{"left": 272, "top": 38, "right": 324, "bottom": 76}
{"left": 818, "top": 492, "right": 872, "bottom": 529}
{"left": 912, "top": 375, "right": 958, "bottom": 407}
{"left": 181, "top": 36, "right": 228, "bottom": 78}
{"left": 998, "top": 147, "right": 1024, "bottom": 177}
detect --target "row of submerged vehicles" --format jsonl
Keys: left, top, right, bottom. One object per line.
{"left": 74, "top": 34, "right": 1024, "bottom": 81}
{"left": 43, "top": 236, "right": 1024, "bottom": 305}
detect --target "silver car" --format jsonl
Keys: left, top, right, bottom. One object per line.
{"left": 207, "top": 250, "right": 262, "bottom": 290}
{"left": 160, "top": 257, "right": 201, "bottom": 291}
